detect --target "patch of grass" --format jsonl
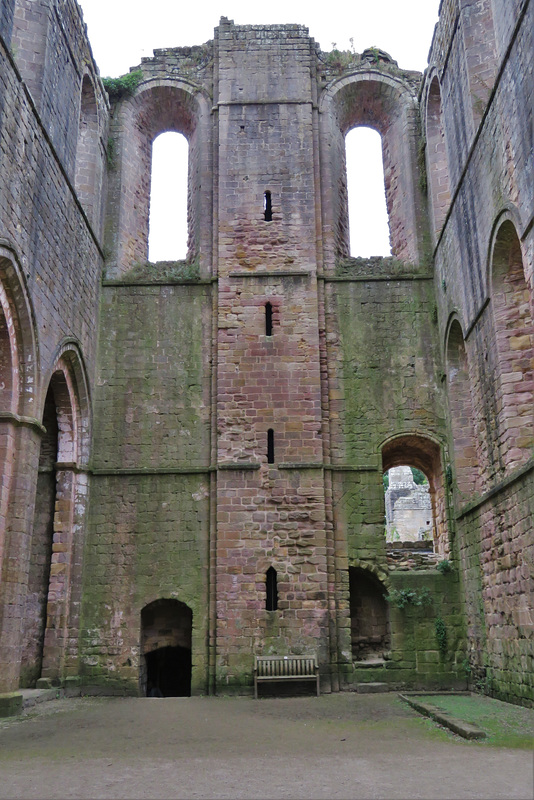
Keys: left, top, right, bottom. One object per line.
{"left": 415, "top": 694, "right": 534, "bottom": 748}
{"left": 119, "top": 259, "right": 200, "bottom": 283}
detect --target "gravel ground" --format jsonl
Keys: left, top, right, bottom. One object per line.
{"left": 0, "top": 693, "right": 532, "bottom": 799}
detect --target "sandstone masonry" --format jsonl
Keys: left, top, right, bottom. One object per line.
{"left": 0, "top": 0, "right": 532, "bottom": 707}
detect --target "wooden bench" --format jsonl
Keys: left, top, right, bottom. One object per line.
{"left": 254, "top": 654, "right": 320, "bottom": 699}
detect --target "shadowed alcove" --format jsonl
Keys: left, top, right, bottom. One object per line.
{"left": 140, "top": 599, "right": 193, "bottom": 697}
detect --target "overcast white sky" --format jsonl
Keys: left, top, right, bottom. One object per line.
{"left": 78, "top": 1, "right": 440, "bottom": 260}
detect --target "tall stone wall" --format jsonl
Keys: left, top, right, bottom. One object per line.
{"left": 0, "top": 1, "right": 531, "bottom": 707}
{"left": 424, "top": 0, "right": 533, "bottom": 704}
{"left": 0, "top": 0, "right": 106, "bottom": 692}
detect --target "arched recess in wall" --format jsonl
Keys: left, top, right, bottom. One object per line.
{"left": 107, "top": 79, "right": 210, "bottom": 277}
{"left": 381, "top": 433, "right": 449, "bottom": 556}
{"left": 425, "top": 75, "right": 451, "bottom": 241}
{"left": 24, "top": 347, "right": 91, "bottom": 686}
{"left": 140, "top": 598, "right": 193, "bottom": 697}
{"left": 459, "top": 0, "right": 498, "bottom": 124}
{"left": 445, "top": 318, "right": 479, "bottom": 502}
{"left": 489, "top": 218, "right": 534, "bottom": 471}
{"left": 320, "top": 71, "right": 426, "bottom": 265}
{"left": 149, "top": 132, "right": 189, "bottom": 261}
{"left": 75, "top": 74, "right": 100, "bottom": 227}
{"left": 345, "top": 127, "right": 391, "bottom": 257}
{"left": 0, "top": 251, "right": 37, "bottom": 582}
{"left": 349, "top": 566, "right": 390, "bottom": 662}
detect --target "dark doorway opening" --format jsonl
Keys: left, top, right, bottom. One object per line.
{"left": 140, "top": 598, "right": 193, "bottom": 697}
{"left": 145, "top": 645, "right": 192, "bottom": 697}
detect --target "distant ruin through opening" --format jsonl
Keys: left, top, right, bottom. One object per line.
{"left": 384, "top": 465, "right": 434, "bottom": 545}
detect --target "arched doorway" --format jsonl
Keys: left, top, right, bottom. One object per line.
{"left": 349, "top": 567, "right": 390, "bottom": 662}
{"left": 140, "top": 599, "right": 193, "bottom": 697}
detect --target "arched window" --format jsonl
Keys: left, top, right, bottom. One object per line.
{"left": 75, "top": 75, "right": 99, "bottom": 225}
{"left": 446, "top": 320, "right": 478, "bottom": 498}
{"left": 426, "top": 76, "right": 450, "bottom": 239}
{"left": 323, "top": 72, "right": 426, "bottom": 264}
{"left": 148, "top": 132, "right": 189, "bottom": 262}
{"left": 382, "top": 434, "right": 449, "bottom": 556}
{"left": 491, "top": 220, "right": 534, "bottom": 471}
{"left": 346, "top": 127, "right": 391, "bottom": 257}
{"left": 106, "top": 83, "right": 204, "bottom": 277}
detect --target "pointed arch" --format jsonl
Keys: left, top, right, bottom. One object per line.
{"left": 75, "top": 73, "right": 100, "bottom": 226}
{"left": 320, "top": 71, "right": 426, "bottom": 264}
{"left": 106, "top": 78, "right": 212, "bottom": 277}
{"left": 425, "top": 74, "right": 451, "bottom": 240}
{"left": 445, "top": 317, "right": 479, "bottom": 500}
{"left": 30, "top": 346, "right": 91, "bottom": 684}
{"left": 489, "top": 218, "right": 534, "bottom": 470}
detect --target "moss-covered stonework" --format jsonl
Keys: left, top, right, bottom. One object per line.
{"left": 0, "top": 5, "right": 531, "bottom": 707}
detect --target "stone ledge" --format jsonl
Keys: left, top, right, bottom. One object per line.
{"left": 399, "top": 693, "right": 486, "bottom": 740}
{"left": 217, "top": 462, "right": 261, "bottom": 470}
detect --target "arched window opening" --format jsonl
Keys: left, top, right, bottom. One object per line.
{"left": 382, "top": 435, "right": 449, "bottom": 557}
{"left": 446, "top": 320, "right": 478, "bottom": 497}
{"left": 75, "top": 75, "right": 99, "bottom": 223}
{"left": 349, "top": 567, "right": 390, "bottom": 662}
{"left": 491, "top": 220, "right": 534, "bottom": 470}
{"left": 140, "top": 599, "right": 193, "bottom": 697}
{"left": 265, "top": 302, "right": 273, "bottom": 336}
{"left": 264, "top": 190, "right": 273, "bottom": 222}
{"left": 426, "top": 77, "right": 450, "bottom": 238}
{"left": 267, "top": 428, "right": 275, "bottom": 464}
{"left": 0, "top": 292, "right": 14, "bottom": 411}
{"left": 21, "top": 386, "right": 58, "bottom": 687}
{"left": 0, "top": 294, "right": 15, "bottom": 540}
{"left": 266, "top": 566, "right": 278, "bottom": 611}
{"left": 346, "top": 127, "right": 391, "bottom": 257}
{"left": 384, "top": 465, "right": 434, "bottom": 545}
{"left": 148, "top": 132, "right": 189, "bottom": 262}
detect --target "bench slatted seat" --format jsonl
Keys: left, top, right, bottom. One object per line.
{"left": 254, "top": 654, "right": 320, "bottom": 699}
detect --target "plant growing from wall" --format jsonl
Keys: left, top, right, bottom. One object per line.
{"left": 435, "top": 616, "right": 447, "bottom": 655}
{"left": 102, "top": 70, "right": 143, "bottom": 102}
{"left": 436, "top": 559, "right": 453, "bottom": 575}
{"left": 386, "top": 587, "right": 432, "bottom": 610}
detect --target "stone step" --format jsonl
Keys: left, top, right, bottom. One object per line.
{"left": 356, "top": 682, "right": 389, "bottom": 693}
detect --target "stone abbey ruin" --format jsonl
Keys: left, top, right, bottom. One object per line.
{"left": 0, "top": 0, "right": 532, "bottom": 709}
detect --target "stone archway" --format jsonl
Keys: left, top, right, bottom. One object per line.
{"left": 140, "top": 599, "right": 193, "bottom": 697}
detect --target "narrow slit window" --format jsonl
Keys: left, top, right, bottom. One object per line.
{"left": 266, "top": 567, "right": 278, "bottom": 611}
{"left": 265, "top": 302, "right": 273, "bottom": 336}
{"left": 264, "top": 191, "right": 273, "bottom": 222}
{"left": 267, "top": 429, "right": 275, "bottom": 464}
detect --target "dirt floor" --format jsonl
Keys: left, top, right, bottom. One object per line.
{"left": 0, "top": 692, "right": 532, "bottom": 800}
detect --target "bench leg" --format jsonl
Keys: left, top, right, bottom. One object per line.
{"left": 254, "top": 675, "right": 258, "bottom": 700}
